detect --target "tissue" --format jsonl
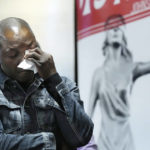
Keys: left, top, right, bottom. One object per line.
{"left": 17, "top": 50, "right": 37, "bottom": 73}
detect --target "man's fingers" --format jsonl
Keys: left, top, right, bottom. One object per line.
{"left": 30, "top": 47, "right": 43, "bottom": 54}
{"left": 25, "top": 52, "right": 40, "bottom": 60}
{"left": 27, "top": 58, "right": 41, "bottom": 66}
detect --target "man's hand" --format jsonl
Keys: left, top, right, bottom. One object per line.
{"left": 24, "top": 47, "right": 57, "bottom": 80}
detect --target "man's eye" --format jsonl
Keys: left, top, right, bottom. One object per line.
{"left": 8, "top": 52, "right": 18, "bottom": 58}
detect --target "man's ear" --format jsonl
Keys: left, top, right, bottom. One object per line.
{"left": 0, "top": 36, "right": 6, "bottom": 63}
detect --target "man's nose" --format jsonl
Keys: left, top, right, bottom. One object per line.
{"left": 17, "top": 53, "right": 25, "bottom": 65}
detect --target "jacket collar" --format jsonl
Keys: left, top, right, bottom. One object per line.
{"left": 0, "top": 66, "right": 9, "bottom": 89}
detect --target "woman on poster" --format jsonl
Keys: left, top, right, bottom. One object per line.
{"left": 88, "top": 14, "right": 150, "bottom": 150}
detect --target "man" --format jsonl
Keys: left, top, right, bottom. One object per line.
{"left": 0, "top": 17, "right": 93, "bottom": 150}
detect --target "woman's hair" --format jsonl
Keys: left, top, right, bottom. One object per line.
{"left": 104, "top": 14, "right": 126, "bottom": 30}
{"left": 102, "top": 14, "right": 132, "bottom": 59}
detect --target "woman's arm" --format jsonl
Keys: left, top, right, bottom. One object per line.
{"left": 88, "top": 69, "right": 100, "bottom": 118}
{"left": 133, "top": 62, "right": 150, "bottom": 81}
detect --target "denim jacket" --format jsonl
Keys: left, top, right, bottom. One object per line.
{"left": 0, "top": 68, "right": 93, "bottom": 150}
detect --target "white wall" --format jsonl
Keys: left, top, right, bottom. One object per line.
{"left": 0, "top": 0, "right": 75, "bottom": 80}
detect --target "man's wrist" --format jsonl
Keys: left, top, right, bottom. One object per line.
{"left": 43, "top": 73, "right": 62, "bottom": 88}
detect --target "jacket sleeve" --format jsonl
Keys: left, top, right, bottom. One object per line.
{"left": 0, "top": 120, "right": 56, "bottom": 150}
{"left": 44, "top": 73, "right": 94, "bottom": 147}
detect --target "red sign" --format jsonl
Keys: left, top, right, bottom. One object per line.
{"left": 76, "top": 0, "right": 150, "bottom": 40}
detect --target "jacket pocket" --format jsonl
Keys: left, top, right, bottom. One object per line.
{"left": 0, "top": 100, "right": 21, "bottom": 133}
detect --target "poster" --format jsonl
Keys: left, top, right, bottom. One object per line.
{"left": 76, "top": 0, "right": 150, "bottom": 149}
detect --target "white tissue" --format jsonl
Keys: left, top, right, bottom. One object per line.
{"left": 17, "top": 50, "right": 37, "bottom": 73}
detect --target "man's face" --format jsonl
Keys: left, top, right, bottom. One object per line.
{"left": 0, "top": 31, "right": 38, "bottom": 83}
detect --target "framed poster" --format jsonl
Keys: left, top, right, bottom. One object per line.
{"left": 76, "top": 0, "right": 150, "bottom": 149}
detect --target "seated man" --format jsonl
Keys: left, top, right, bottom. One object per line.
{"left": 0, "top": 17, "right": 93, "bottom": 150}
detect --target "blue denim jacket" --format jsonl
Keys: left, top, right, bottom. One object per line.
{"left": 0, "top": 68, "right": 93, "bottom": 150}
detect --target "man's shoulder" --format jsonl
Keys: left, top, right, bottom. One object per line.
{"left": 59, "top": 76, "right": 77, "bottom": 90}
{"left": 61, "top": 76, "right": 76, "bottom": 85}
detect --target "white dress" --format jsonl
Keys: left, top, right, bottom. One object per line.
{"left": 93, "top": 57, "right": 135, "bottom": 150}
